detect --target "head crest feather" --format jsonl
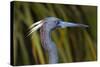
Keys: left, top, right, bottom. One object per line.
{"left": 27, "top": 20, "right": 44, "bottom": 37}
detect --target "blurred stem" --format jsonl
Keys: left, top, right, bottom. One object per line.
{"left": 18, "top": 34, "right": 30, "bottom": 64}
{"left": 60, "top": 29, "right": 73, "bottom": 62}
{"left": 32, "top": 32, "right": 45, "bottom": 64}
{"left": 84, "top": 30, "right": 96, "bottom": 60}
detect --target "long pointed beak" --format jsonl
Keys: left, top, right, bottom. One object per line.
{"left": 59, "top": 21, "right": 88, "bottom": 28}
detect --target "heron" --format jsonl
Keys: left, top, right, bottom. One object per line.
{"left": 27, "top": 17, "right": 88, "bottom": 64}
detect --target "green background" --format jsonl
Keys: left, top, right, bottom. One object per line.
{"left": 11, "top": 1, "right": 97, "bottom": 66}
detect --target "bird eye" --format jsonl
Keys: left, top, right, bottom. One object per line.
{"left": 56, "top": 21, "right": 60, "bottom": 25}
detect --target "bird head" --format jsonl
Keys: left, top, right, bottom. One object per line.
{"left": 43, "top": 17, "right": 88, "bottom": 30}
{"left": 27, "top": 17, "right": 88, "bottom": 36}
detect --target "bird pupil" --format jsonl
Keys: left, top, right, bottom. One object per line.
{"left": 56, "top": 21, "right": 60, "bottom": 25}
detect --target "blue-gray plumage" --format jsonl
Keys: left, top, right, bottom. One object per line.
{"left": 28, "top": 17, "right": 88, "bottom": 64}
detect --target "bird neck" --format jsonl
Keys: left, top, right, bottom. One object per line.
{"left": 40, "top": 26, "right": 53, "bottom": 50}
{"left": 40, "top": 25, "right": 58, "bottom": 63}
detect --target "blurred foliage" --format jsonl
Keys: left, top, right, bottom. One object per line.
{"left": 11, "top": 1, "right": 97, "bottom": 66}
